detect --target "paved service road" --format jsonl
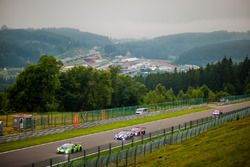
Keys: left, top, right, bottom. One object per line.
{"left": 0, "top": 101, "right": 250, "bottom": 167}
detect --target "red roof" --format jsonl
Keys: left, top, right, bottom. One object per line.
{"left": 13, "top": 114, "right": 32, "bottom": 117}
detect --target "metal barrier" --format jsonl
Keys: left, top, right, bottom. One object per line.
{"left": 0, "top": 98, "right": 204, "bottom": 129}
{"left": 28, "top": 107, "right": 250, "bottom": 167}
{"left": 67, "top": 107, "right": 250, "bottom": 167}
{"left": 0, "top": 104, "right": 205, "bottom": 144}
{"left": 1, "top": 94, "right": 249, "bottom": 135}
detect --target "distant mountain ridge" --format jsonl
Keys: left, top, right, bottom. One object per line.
{"left": 1, "top": 28, "right": 250, "bottom": 68}
{"left": 0, "top": 28, "right": 112, "bottom": 67}
{"left": 175, "top": 39, "right": 250, "bottom": 66}
{"left": 104, "top": 31, "right": 250, "bottom": 65}
{"left": 43, "top": 28, "right": 112, "bottom": 48}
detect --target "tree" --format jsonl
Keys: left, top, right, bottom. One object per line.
{"left": 143, "top": 84, "right": 176, "bottom": 104}
{"left": 58, "top": 66, "right": 113, "bottom": 111}
{"left": 177, "top": 90, "right": 185, "bottom": 100}
{"left": 244, "top": 83, "right": 250, "bottom": 94}
{"left": 0, "top": 92, "right": 8, "bottom": 114}
{"left": 112, "top": 75, "right": 146, "bottom": 107}
{"left": 136, "top": 57, "right": 249, "bottom": 96}
{"left": 1, "top": 25, "right": 8, "bottom": 30}
{"left": 165, "top": 88, "right": 176, "bottom": 101}
{"left": 7, "top": 55, "right": 62, "bottom": 112}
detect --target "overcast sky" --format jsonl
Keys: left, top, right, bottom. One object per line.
{"left": 0, "top": 0, "right": 250, "bottom": 38}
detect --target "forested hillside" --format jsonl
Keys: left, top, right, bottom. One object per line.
{"left": 1, "top": 56, "right": 250, "bottom": 113}
{"left": 136, "top": 57, "right": 250, "bottom": 96}
{"left": 176, "top": 40, "right": 250, "bottom": 66}
{"left": 1, "top": 28, "right": 250, "bottom": 68}
{"left": 44, "top": 28, "right": 112, "bottom": 48}
{"left": 104, "top": 31, "right": 250, "bottom": 64}
{"left": 0, "top": 28, "right": 112, "bottom": 67}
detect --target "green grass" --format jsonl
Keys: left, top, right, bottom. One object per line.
{"left": 135, "top": 116, "right": 250, "bottom": 167}
{"left": 0, "top": 106, "right": 210, "bottom": 153}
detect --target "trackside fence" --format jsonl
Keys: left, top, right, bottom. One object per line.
{"left": 1, "top": 98, "right": 204, "bottom": 130}
{"left": 28, "top": 107, "right": 250, "bottom": 167}
{"left": 1, "top": 94, "right": 250, "bottom": 135}
{"left": 0, "top": 103, "right": 206, "bottom": 144}
{"left": 2, "top": 94, "right": 250, "bottom": 131}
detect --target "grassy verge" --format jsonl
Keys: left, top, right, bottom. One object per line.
{"left": 0, "top": 106, "right": 210, "bottom": 153}
{"left": 135, "top": 116, "right": 250, "bottom": 167}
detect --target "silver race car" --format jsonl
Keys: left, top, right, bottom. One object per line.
{"left": 114, "top": 130, "right": 134, "bottom": 140}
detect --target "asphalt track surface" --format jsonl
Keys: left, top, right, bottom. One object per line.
{"left": 0, "top": 101, "right": 250, "bottom": 167}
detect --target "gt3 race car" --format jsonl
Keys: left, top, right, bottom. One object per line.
{"left": 114, "top": 130, "right": 134, "bottom": 140}
{"left": 131, "top": 127, "right": 146, "bottom": 136}
{"left": 212, "top": 109, "right": 223, "bottom": 116}
{"left": 57, "top": 143, "right": 82, "bottom": 154}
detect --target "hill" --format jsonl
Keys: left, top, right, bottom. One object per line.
{"left": 43, "top": 28, "right": 112, "bottom": 48}
{"left": 0, "top": 28, "right": 112, "bottom": 67}
{"left": 104, "top": 31, "right": 250, "bottom": 63}
{"left": 176, "top": 40, "right": 250, "bottom": 66}
{"left": 1, "top": 29, "right": 250, "bottom": 68}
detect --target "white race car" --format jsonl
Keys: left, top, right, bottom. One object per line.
{"left": 114, "top": 130, "right": 134, "bottom": 140}
{"left": 212, "top": 109, "right": 223, "bottom": 116}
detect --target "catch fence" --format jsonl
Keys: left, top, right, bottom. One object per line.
{"left": 1, "top": 98, "right": 203, "bottom": 132}
{"left": 2, "top": 94, "right": 250, "bottom": 131}
{"left": 61, "top": 107, "right": 250, "bottom": 167}
{"left": 28, "top": 106, "right": 250, "bottom": 167}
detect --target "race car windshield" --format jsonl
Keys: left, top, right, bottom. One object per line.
{"left": 61, "top": 144, "right": 72, "bottom": 149}
{"left": 119, "top": 132, "right": 126, "bottom": 135}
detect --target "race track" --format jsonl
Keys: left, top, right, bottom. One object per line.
{"left": 0, "top": 101, "right": 249, "bottom": 167}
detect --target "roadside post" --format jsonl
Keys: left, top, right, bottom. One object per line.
{"left": 6, "top": 113, "right": 8, "bottom": 127}
{"left": 109, "top": 143, "right": 112, "bottom": 155}
{"left": 134, "top": 146, "right": 137, "bottom": 165}
{"left": 0, "top": 121, "right": 3, "bottom": 136}
{"left": 132, "top": 136, "right": 134, "bottom": 147}
{"left": 125, "top": 149, "right": 128, "bottom": 166}
{"left": 116, "top": 152, "right": 119, "bottom": 167}
{"left": 98, "top": 146, "right": 100, "bottom": 158}
{"left": 83, "top": 150, "right": 86, "bottom": 167}
{"left": 67, "top": 153, "right": 70, "bottom": 167}
{"left": 54, "top": 117, "right": 56, "bottom": 127}
{"left": 50, "top": 158, "right": 52, "bottom": 167}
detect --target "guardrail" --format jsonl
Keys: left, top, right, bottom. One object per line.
{"left": 27, "top": 106, "right": 250, "bottom": 167}
{"left": 1, "top": 94, "right": 250, "bottom": 143}
{"left": 58, "top": 107, "right": 250, "bottom": 167}
{"left": 1, "top": 98, "right": 204, "bottom": 129}
{"left": 0, "top": 103, "right": 205, "bottom": 144}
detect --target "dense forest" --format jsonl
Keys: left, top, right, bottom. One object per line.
{"left": 175, "top": 40, "right": 250, "bottom": 66}
{"left": 136, "top": 57, "right": 250, "bottom": 96}
{"left": 0, "top": 56, "right": 249, "bottom": 114}
{"left": 0, "top": 28, "right": 112, "bottom": 67}
{"left": 1, "top": 28, "right": 250, "bottom": 68}
{"left": 104, "top": 31, "right": 250, "bottom": 65}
